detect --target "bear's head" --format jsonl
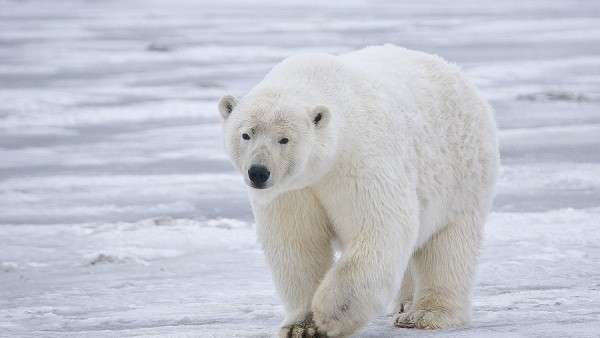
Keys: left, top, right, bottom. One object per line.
{"left": 218, "top": 93, "right": 337, "bottom": 200}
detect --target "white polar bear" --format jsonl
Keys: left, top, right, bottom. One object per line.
{"left": 218, "top": 44, "right": 499, "bottom": 337}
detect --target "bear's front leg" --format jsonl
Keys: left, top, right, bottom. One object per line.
{"left": 253, "top": 189, "right": 334, "bottom": 337}
{"left": 311, "top": 181, "right": 418, "bottom": 337}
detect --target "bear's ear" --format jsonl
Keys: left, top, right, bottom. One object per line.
{"left": 310, "top": 105, "right": 330, "bottom": 129}
{"left": 218, "top": 95, "right": 238, "bottom": 120}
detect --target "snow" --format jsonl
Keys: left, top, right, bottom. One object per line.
{"left": 1, "top": 0, "right": 599, "bottom": 336}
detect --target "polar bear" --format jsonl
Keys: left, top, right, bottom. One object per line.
{"left": 218, "top": 44, "right": 499, "bottom": 337}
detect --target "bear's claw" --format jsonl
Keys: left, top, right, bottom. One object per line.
{"left": 394, "top": 309, "right": 463, "bottom": 330}
{"left": 283, "top": 313, "right": 328, "bottom": 338}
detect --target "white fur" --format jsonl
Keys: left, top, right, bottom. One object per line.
{"left": 219, "top": 44, "right": 499, "bottom": 337}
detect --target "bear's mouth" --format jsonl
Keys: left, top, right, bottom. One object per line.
{"left": 244, "top": 176, "right": 273, "bottom": 190}
{"left": 250, "top": 182, "right": 270, "bottom": 190}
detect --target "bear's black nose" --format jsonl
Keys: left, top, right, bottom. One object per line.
{"left": 248, "top": 165, "right": 270, "bottom": 188}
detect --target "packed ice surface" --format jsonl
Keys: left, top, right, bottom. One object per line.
{"left": 1, "top": 0, "right": 600, "bottom": 337}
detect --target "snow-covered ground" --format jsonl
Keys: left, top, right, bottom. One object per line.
{"left": 1, "top": 0, "right": 600, "bottom": 337}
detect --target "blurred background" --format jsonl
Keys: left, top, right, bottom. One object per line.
{"left": 1, "top": 0, "right": 599, "bottom": 337}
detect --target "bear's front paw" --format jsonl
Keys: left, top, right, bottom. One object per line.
{"left": 311, "top": 282, "right": 367, "bottom": 337}
{"left": 279, "top": 313, "right": 328, "bottom": 338}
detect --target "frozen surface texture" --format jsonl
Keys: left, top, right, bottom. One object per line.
{"left": 1, "top": 0, "right": 599, "bottom": 337}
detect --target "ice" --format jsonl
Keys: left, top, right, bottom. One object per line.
{"left": 1, "top": 0, "right": 600, "bottom": 337}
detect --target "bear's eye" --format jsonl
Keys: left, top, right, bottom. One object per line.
{"left": 278, "top": 137, "right": 289, "bottom": 145}
{"left": 242, "top": 133, "right": 250, "bottom": 140}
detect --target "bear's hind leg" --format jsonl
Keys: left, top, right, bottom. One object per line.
{"left": 394, "top": 212, "right": 483, "bottom": 330}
